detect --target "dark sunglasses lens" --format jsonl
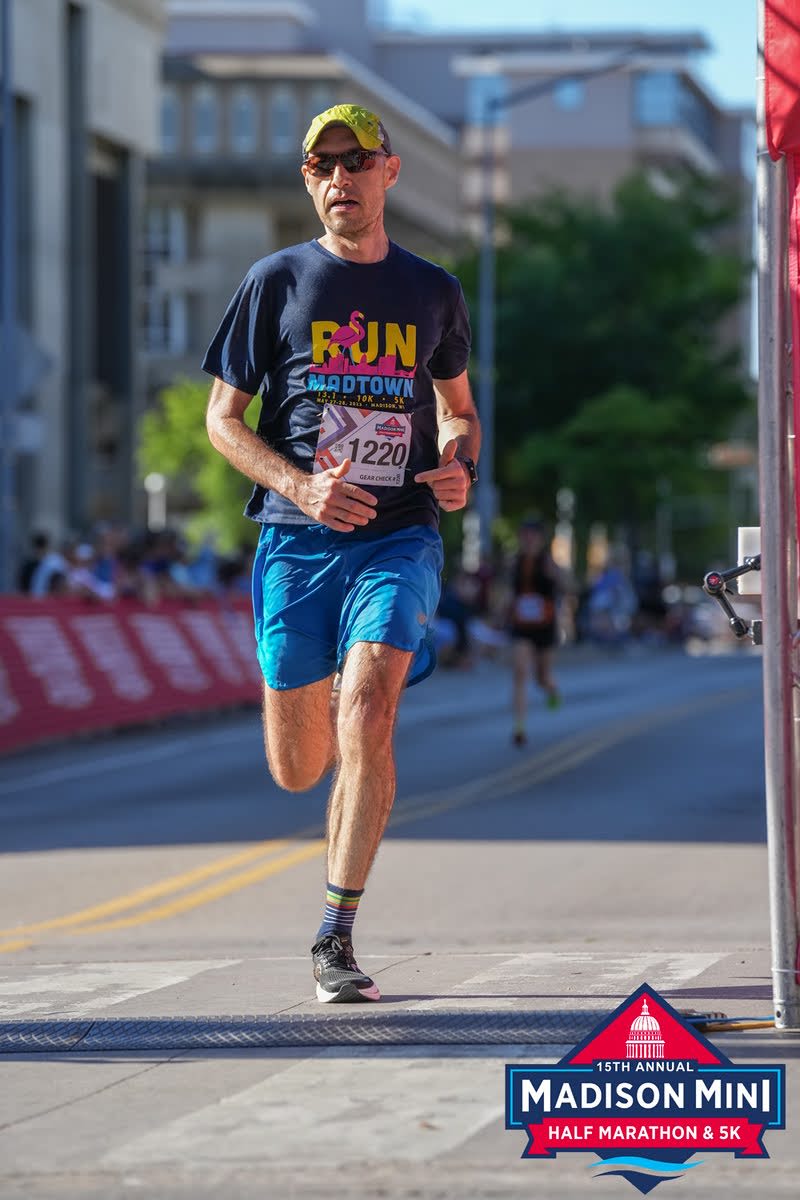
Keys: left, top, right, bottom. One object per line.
{"left": 341, "top": 150, "right": 365, "bottom": 172}
{"left": 306, "top": 150, "right": 379, "bottom": 176}
{"left": 307, "top": 155, "right": 335, "bottom": 176}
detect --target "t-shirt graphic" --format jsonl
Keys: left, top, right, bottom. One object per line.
{"left": 201, "top": 239, "right": 472, "bottom": 535}
{"left": 310, "top": 308, "right": 415, "bottom": 488}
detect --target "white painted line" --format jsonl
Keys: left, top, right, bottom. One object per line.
{"left": 0, "top": 960, "right": 237, "bottom": 1017}
{"left": 415, "top": 952, "right": 723, "bottom": 1011}
{"left": 103, "top": 1048, "right": 537, "bottom": 1168}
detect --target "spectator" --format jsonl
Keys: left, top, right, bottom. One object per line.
{"left": 18, "top": 531, "right": 51, "bottom": 593}
{"left": 64, "top": 542, "right": 115, "bottom": 601}
{"left": 29, "top": 538, "right": 69, "bottom": 597}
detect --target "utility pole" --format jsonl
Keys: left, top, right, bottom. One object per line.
{"left": 0, "top": 0, "right": 17, "bottom": 592}
{"left": 473, "top": 49, "right": 641, "bottom": 563}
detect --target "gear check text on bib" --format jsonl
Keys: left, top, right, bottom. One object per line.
{"left": 313, "top": 403, "right": 412, "bottom": 487}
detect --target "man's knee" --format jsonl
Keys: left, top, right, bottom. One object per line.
{"left": 267, "top": 749, "right": 331, "bottom": 793}
{"left": 337, "top": 687, "right": 397, "bottom": 754}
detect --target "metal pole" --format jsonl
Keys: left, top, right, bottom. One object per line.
{"left": 0, "top": 0, "right": 17, "bottom": 593}
{"left": 756, "top": 0, "right": 800, "bottom": 1030}
{"left": 475, "top": 103, "right": 496, "bottom": 563}
{"left": 471, "top": 49, "right": 643, "bottom": 563}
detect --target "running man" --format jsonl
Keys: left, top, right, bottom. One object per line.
{"left": 509, "top": 519, "right": 562, "bottom": 746}
{"left": 203, "top": 104, "right": 480, "bottom": 1002}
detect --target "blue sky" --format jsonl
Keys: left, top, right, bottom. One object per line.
{"left": 383, "top": 0, "right": 757, "bottom": 109}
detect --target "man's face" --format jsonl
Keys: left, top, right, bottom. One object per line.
{"left": 301, "top": 126, "right": 400, "bottom": 238}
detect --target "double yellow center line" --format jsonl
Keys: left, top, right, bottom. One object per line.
{"left": 0, "top": 684, "right": 755, "bottom": 955}
{"left": 0, "top": 833, "right": 326, "bottom": 953}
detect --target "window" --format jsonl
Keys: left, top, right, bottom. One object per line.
{"left": 467, "top": 75, "right": 509, "bottom": 126}
{"left": 145, "top": 205, "right": 187, "bottom": 264}
{"left": 192, "top": 84, "right": 218, "bottom": 154}
{"left": 142, "top": 206, "right": 188, "bottom": 354}
{"left": 307, "top": 83, "right": 335, "bottom": 125}
{"left": 634, "top": 71, "right": 680, "bottom": 126}
{"left": 634, "top": 71, "right": 714, "bottom": 150}
{"left": 230, "top": 86, "right": 257, "bottom": 155}
{"left": 160, "top": 85, "right": 180, "bottom": 155}
{"left": 270, "top": 86, "right": 296, "bottom": 154}
{"left": 553, "top": 79, "right": 585, "bottom": 112}
{"left": 143, "top": 294, "right": 187, "bottom": 356}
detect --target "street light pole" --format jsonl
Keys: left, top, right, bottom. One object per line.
{"left": 0, "top": 0, "right": 17, "bottom": 593}
{"left": 475, "top": 105, "right": 497, "bottom": 565}
{"left": 473, "top": 50, "right": 641, "bottom": 563}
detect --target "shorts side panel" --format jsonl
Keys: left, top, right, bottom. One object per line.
{"left": 338, "top": 526, "right": 444, "bottom": 686}
{"left": 252, "top": 525, "right": 343, "bottom": 689}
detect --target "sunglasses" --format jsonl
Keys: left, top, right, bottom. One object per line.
{"left": 303, "top": 148, "right": 386, "bottom": 178}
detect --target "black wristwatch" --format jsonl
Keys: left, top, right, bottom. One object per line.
{"left": 457, "top": 456, "right": 478, "bottom": 486}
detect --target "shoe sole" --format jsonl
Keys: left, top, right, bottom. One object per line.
{"left": 316, "top": 980, "right": 381, "bottom": 1003}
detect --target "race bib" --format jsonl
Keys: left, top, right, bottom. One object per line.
{"left": 313, "top": 405, "right": 412, "bottom": 488}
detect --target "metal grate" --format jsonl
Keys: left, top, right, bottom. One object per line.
{"left": 0, "top": 1009, "right": 603, "bottom": 1053}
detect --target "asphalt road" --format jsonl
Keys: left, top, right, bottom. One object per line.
{"left": 0, "top": 642, "right": 797, "bottom": 1199}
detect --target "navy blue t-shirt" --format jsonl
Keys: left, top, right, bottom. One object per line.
{"left": 201, "top": 239, "right": 472, "bottom": 534}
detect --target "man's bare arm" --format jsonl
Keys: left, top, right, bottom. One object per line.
{"left": 205, "top": 377, "right": 377, "bottom": 531}
{"left": 413, "top": 370, "right": 481, "bottom": 512}
{"left": 433, "top": 370, "right": 481, "bottom": 462}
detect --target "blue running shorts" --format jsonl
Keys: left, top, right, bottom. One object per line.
{"left": 251, "top": 523, "right": 444, "bottom": 691}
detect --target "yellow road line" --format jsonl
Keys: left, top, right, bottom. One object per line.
{"left": 70, "top": 840, "right": 327, "bottom": 935}
{"left": 391, "top": 685, "right": 755, "bottom": 828}
{"left": 0, "top": 838, "right": 293, "bottom": 938}
{"left": 0, "top": 939, "right": 33, "bottom": 954}
{"left": 0, "top": 682, "right": 756, "bottom": 949}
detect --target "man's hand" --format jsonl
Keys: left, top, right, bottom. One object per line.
{"left": 414, "top": 439, "right": 471, "bottom": 512}
{"left": 294, "top": 459, "right": 378, "bottom": 532}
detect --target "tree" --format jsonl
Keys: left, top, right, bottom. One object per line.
{"left": 138, "top": 378, "right": 259, "bottom": 551}
{"left": 454, "top": 170, "right": 754, "bottom": 569}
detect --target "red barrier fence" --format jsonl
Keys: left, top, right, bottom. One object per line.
{"left": 0, "top": 597, "right": 262, "bottom": 754}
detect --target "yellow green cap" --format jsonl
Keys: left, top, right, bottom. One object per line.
{"left": 302, "top": 103, "right": 392, "bottom": 155}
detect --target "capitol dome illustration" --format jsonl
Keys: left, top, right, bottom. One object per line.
{"left": 625, "top": 998, "right": 665, "bottom": 1059}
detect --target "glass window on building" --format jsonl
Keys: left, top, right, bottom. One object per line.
{"left": 192, "top": 84, "right": 219, "bottom": 154}
{"left": 143, "top": 294, "right": 188, "bottom": 356}
{"left": 467, "top": 75, "right": 509, "bottom": 126}
{"left": 553, "top": 78, "right": 585, "bottom": 112}
{"left": 231, "top": 86, "right": 257, "bottom": 155}
{"left": 270, "top": 86, "right": 296, "bottom": 154}
{"left": 142, "top": 206, "right": 188, "bottom": 354}
{"left": 307, "top": 83, "right": 335, "bottom": 124}
{"left": 161, "top": 85, "right": 181, "bottom": 155}
{"left": 678, "top": 83, "right": 715, "bottom": 152}
{"left": 633, "top": 71, "right": 680, "bottom": 126}
{"left": 634, "top": 71, "right": 715, "bottom": 151}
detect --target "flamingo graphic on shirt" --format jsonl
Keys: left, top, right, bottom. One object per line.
{"left": 328, "top": 310, "right": 365, "bottom": 357}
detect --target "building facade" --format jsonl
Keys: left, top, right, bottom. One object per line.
{"left": 7, "top": 0, "right": 164, "bottom": 551}
{"left": 373, "top": 30, "right": 752, "bottom": 226}
{"left": 144, "top": 0, "right": 463, "bottom": 400}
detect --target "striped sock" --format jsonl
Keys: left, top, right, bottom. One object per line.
{"left": 317, "top": 883, "right": 364, "bottom": 939}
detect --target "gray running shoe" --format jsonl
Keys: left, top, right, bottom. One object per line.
{"left": 311, "top": 933, "right": 381, "bottom": 1003}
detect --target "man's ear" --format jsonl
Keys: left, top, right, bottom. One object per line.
{"left": 384, "top": 154, "right": 401, "bottom": 192}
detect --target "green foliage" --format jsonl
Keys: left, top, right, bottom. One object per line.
{"left": 138, "top": 377, "right": 259, "bottom": 551}
{"left": 455, "top": 170, "right": 754, "bottom": 570}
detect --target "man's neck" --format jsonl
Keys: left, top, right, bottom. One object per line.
{"left": 318, "top": 229, "right": 390, "bottom": 264}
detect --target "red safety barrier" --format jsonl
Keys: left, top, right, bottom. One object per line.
{"left": 0, "top": 597, "right": 262, "bottom": 754}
